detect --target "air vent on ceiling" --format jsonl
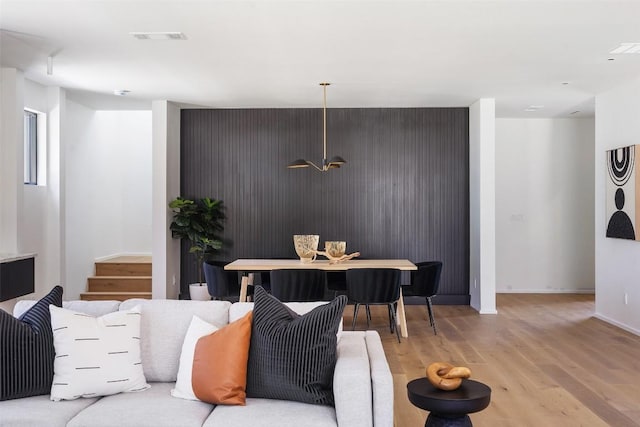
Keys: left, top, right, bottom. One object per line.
{"left": 610, "top": 43, "right": 640, "bottom": 54}
{"left": 130, "top": 32, "right": 187, "bottom": 40}
{"left": 524, "top": 105, "right": 544, "bottom": 112}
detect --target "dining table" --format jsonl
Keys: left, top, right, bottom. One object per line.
{"left": 224, "top": 258, "right": 417, "bottom": 338}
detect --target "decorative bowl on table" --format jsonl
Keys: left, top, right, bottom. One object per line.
{"left": 324, "top": 241, "right": 346, "bottom": 258}
{"left": 293, "top": 235, "right": 319, "bottom": 262}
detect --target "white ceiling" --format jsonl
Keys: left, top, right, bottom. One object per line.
{"left": 2, "top": 0, "right": 640, "bottom": 117}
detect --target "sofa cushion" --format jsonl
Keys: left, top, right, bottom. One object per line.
{"left": 0, "top": 285, "right": 63, "bottom": 400}
{"left": 203, "top": 397, "right": 337, "bottom": 427}
{"left": 49, "top": 305, "right": 149, "bottom": 401}
{"left": 246, "top": 287, "right": 346, "bottom": 405}
{"left": 66, "top": 382, "right": 214, "bottom": 427}
{"left": 0, "top": 393, "right": 99, "bottom": 427}
{"left": 192, "top": 311, "right": 253, "bottom": 405}
{"left": 13, "top": 300, "right": 121, "bottom": 319}
{"left": 118, "top": 299, "right": 231, "bottom": 382}
{"left": 171, "top": 315, "right": 219, "bottom": 400}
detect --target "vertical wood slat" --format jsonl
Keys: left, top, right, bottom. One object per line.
{"left": 180, "top": 108, "right": 469, "bottom": 301}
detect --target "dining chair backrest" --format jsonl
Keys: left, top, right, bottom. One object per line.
{"left": 346, "top": 268, "right": 401, "bottom": 304}
{"left": 408, "top": 261, "right": 443, "bottom": 298}
{"left": 269, "top": 269, "right": 327, "bottom": 302}
{"left": 203, "top": 261, "right": 238, "bottom": 299}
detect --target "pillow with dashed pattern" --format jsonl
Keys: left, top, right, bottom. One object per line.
{"left": 49, "top": 304, "right": 149, "bottom": 401}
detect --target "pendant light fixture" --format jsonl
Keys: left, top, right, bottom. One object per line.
{"left": 287, "top": 82, "right": 346, "bottom": 171}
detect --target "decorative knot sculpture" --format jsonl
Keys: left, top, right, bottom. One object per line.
{"left": 314, "top": 251, "right": 361, "bottom": 264}
{"left": 426, "top": 362, "right": 472, "bottom": 391}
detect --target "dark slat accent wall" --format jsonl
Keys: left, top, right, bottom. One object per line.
{"left": 180, "top": 108, "right": 469, "bottom": 303}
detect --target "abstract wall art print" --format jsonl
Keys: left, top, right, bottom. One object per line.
{"left": 606, "top": 144, "right": 640, "bottom": 241}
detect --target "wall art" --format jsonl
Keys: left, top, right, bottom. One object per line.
{"left": 606, "top": 144, "right": 639, "bottom": 241}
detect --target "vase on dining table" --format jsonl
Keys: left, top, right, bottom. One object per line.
{"left": 293, "top": 235, "right": 319, "bottom": 262}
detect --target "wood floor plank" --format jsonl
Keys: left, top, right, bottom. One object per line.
{"left": 347, "top": 294, "right": 640, "bottom": 427}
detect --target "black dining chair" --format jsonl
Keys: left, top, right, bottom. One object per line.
{"left": 346, "top": 268, "right": 402, "bottom": 343}
{"left": 402, "top": 261, "right": 443, "bottom": 335}
{"left": 202, "top": 261, "right": 243, "bottom": 301}
{"left": 326, "top": 271, "right": 347, "bottom": 297}
{"left": 269, "top": 269, "right": 327, "bottom": 302}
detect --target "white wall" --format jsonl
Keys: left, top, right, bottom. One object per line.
{"left": 21, "top": 80, "right": 54, "bottom": 305}
{"left": 0, "top": 75, "right": 68, "bottom": 312}
{"left": 151, "top": 100, "right": 181, "bottom": 300}
{"left": 469, "top": 98, "right": 497, "bottom": 314}
{"left": 595, "top": 76, "right": 640, "bottom": 335}
{"left": 0, "top": 69, "right": 24, "bottom": 255}
{"left": 65, "top": 100, "right": 152, "bottom": 299}
{"left": 496, "top": 118, "right": 595, "bottom": 293}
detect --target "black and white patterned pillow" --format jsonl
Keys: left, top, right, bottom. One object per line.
{"left": 0, "top": 286, "right": 63, "bottom": 400}
{"left": 246, "top": 286, "right": 347, "bottom": 406}
{"left": 49, "top": 305, "right": 149, "bottom": 401}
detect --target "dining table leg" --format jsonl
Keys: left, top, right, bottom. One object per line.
{"left": 239, "top": 273, "right": 254, "bottom": 303}
{"left": 397, "top": 289, "right": 409, "bottom": 338}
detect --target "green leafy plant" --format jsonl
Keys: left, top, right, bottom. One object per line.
{"left": 168, "top": 197, "right": 225, "bottom": 286}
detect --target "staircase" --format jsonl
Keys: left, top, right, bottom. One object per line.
{"left": 81, "top": 255, "right": 152, "bottom": 301}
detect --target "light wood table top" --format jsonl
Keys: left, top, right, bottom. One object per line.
{"left": 224, "top": 258, "right": 417, "bottom": 271}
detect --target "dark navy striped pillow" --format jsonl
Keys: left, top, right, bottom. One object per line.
{"left": 0, "top": 286, "right": 63, "bottom": 400}
{"left": 246, "top": 286, "right": 347, "bottom": 406}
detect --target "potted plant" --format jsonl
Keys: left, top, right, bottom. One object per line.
{"left": 168, "top": 197, "right": 225, "bottom": 300}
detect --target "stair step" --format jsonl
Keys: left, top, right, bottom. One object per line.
{"left": 80, "top": 291, "right": 152, "bottom": 302}
{"left": 87, "top": 276, "right": 152, "bottom": 292}
{"left": 95, "top": 256, "right": 152, "bottom": 276}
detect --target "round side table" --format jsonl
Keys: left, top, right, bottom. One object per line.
{"left": 407, "top": 378, "right": 491, "bottom": 427}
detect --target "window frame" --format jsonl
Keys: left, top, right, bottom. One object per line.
{"left": 23, "top": 110, "right": 38, "bottom": 185}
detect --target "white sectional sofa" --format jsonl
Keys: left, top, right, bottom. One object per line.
{"left": 1, "top": 298, "right": 393, "bottom": 427}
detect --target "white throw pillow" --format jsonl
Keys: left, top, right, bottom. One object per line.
{"left": 171, "top": 315, "right": 219, "bottom": 400}
{"left": 49, "top": 304, "right": 150, "bottom": 401}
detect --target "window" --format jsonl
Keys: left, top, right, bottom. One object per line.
{"left": 24, "top": 110, "right": 38, "bottom": 185}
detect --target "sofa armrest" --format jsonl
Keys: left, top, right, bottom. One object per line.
{"left": 365, "top": 331, "right": 393, "bottom": 427}
{"left": 333, "top": 331, "right": 372, "bottom": 427}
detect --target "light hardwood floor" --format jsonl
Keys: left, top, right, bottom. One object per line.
{"left": 343, "top": 294, "right": 640, "bottom": 427}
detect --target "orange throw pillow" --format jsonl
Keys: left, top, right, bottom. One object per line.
{"left": 191, "top": 311, "right": 253, "bottom": 405}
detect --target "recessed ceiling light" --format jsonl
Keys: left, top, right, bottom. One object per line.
{"left": 562, "top": 82, "right": 570, "bottom": 85}
{"left": 610, "top": 43, "right": 640, "bottom": 54}
{"left": 114, "top": 90, "right": 130, "bottom": 96}
{"left": 129, "top": 32, "right": 187, "bottom": 40}
{"left": 608, "top": 58, "right": 616, "bottom": 61}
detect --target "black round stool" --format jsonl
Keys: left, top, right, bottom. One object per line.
{"left": 407, "top": 378, "right": 491, "bottom": 427}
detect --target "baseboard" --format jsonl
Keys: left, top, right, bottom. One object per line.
{"left": 497, "top": 289, "right": 595, "bottom": 294}
{"left": 593, "top": 313, "right": 640, "bottom": 337}
{"left": 94, "top": 252, "right": 152, "bottom": 262}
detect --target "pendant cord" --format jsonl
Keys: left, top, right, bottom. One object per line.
{"left": 323, "top": 83, "right": 327, "bottom": 163}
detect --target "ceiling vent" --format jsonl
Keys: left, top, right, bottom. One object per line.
{"left": 610, "top": 43, "right": 640, "bottom": 54}
{"left": 130, "top": 32, "right": 187, "bottom": 40}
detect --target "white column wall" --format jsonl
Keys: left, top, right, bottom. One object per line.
{"left": 152, "top": 100, "right": 181, "bottom": 300}
{"left": 46, "top": 87, "right": 66, "bottom": 289}
{"left": 0, "top": 69, "right": 24, "bottom": 254}
{"left": 595, "top": 76, "right": 640, "bottom": 335}
{"left": 496, "top": 118, "right": 595, "bottom": 293}
{"left": 469, "top": 98, "right": 497, "bottom": 314}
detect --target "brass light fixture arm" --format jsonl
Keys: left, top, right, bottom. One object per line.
{"left": 306, "top": 160, "right": 325, "bottom": 172}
